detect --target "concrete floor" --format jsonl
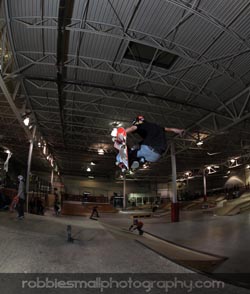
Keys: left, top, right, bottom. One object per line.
{"left": 144, "top": 210, "right": 250, "bottom": 274}
{"left": 0, "top": 211, "right": 191, "bottom": 274}
{"left": 0, "top": 210, "right": 250, "bottom": 293}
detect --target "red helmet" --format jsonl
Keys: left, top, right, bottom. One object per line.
{"left": 132, "top": 115, "right": 145, "bottom": 125}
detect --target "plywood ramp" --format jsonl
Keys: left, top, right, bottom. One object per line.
{"left": 101, "top": 222, "right": 227, "bottom": 273}
{"left": 62, "top": 202, "right": 117, "bottom": 216}
{"left": 215, "top": 194, "right": 250, "bottom": 216}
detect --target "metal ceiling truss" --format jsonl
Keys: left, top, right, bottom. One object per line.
{"left": 24, "top": 74, "right": 250, "bottom": 152}
{"left": 0, "top": 24, "right": 14, "bottom": 76}
{"left": 196, "top": 86, "right": 250, "bottom": 134}
{"left": 15, "top": 51, "right": 219, "bottom": 102}
{"left": 0, "top": 0, "right": 60, "bottom": 172}
{"left": 40, "top": 119, "right": 110, "bottom": 138}
{"left": 24, "top": 76, "right": 229, "bottom": 121}
{"left": 14, "top": 48, "right": 250, "bottom": 105}
{"left": 26, "top": 76, "right": 244, "bottom": 124}
{"left": 2, "top": 0, "right": 250, "bottom": 179}
{"left": 11, "top": 14, "right": 248, "bottom": 89}
{"left": 8, "top": 3, "right": 250, "bottom": 110}
{"left": 3, "top": 53, "right": 56, "bottom": 81}
{"left": 28, "top": 94, "right": 196, "bottom": 126}
{"left": 167, "top": 0, "right": 250, "bottom": 48}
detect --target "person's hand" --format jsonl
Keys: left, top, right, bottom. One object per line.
{"left": 177, "top": 129, "right": 185, "bottom": 137}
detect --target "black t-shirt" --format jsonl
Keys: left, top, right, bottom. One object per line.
{"left": 135, "top": 121, "right": 167, "bottom": 154}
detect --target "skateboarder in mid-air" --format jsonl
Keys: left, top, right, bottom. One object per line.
{"left": 116, "top": 115, "right": 184, "bottom": 169}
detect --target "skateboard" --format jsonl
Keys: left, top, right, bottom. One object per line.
{"left": 9, "top": 195, "right": 19, "bottom": 212}
{"left": 123, "top": 227, "right": 144, "bottom": 235}
{"left": 111, "top": 127, "right": 129, "bottom": 171}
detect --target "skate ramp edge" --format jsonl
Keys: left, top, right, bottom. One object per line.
{"left": 214, "top": 196, "right": 250, "bottom": 216}
{"left": 137, "top": 232, "right": 227, "bottom": 273}
{"left": 102, "top": 222, "right": 227, "bottom": 273}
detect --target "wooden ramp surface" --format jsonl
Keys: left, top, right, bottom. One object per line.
{"left": 101, "top": 222, "right": 227, "bottom": 273}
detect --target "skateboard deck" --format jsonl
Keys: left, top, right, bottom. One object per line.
{"left": 9, "top": 195, "right": 19, "bottom": 212}
{"left": 112, "top": 127, "right": 129, "bottom": 170}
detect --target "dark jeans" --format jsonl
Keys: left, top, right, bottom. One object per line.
{"left": 90, "top": 208, "right": 99, "bottom": 218}
{"left": 129, "top": 225, "right": 144, "bottom": 235}
{"left": 136, "top": 226, "right": 144, "bottom": 235}
{"left": 17, "top": 198, "right": 25, "bottom": 217}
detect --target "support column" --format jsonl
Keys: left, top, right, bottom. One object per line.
{"left": 51, "top": 169, "right": 54, "bottom": 191}
{"left": 26, "top": 126, "right": 36, "bottom": 212}
{"left": 171, "top": 141, "right": 179, "bottom": 222}
{"left": 203, "top": 169, "right": 207, "bottom": 202}
{"left": 123, "top": 173, "right": 126, "bottom": 209}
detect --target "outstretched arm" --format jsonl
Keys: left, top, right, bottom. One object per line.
{"left": 125, "top": 125, "right": 137, "bottom": 134}
{"left": 164, "top": 127, "right": 184, "bottom": 136}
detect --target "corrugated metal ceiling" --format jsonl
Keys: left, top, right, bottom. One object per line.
{"left": 1, "top": 0, "right": 250, "bottom": 181}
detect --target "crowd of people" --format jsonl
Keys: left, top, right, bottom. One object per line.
{"left": 0, "top": 175, "right": 63, "bottom": 219}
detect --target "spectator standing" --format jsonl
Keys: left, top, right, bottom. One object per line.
{"left": 17, "top": 175, "right": 25, "bottom": 219}
{"left": 90, "top": 205, "right": 99, "bottom": 219}
{"left": 54, "top": 188, "right": 60, "bottom": 216}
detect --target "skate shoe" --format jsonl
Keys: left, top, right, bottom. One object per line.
{"left": 131, "top": 161, "right": 139, "bottom": 169}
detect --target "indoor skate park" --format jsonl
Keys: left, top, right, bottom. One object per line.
{"left": 1, "top": 0, "right": 250, "bottom": 293}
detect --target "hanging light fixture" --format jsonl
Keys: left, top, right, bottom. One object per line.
{"left": 23, "top": 116, "right": 30, "bottom": 126}
{"left": 228, "top": 157, "right": 240, "bottom": 168}
{"left": 196, "top": 140, "right": 203, "bottom": 146}
{"left": 98, "top": 148, "right": 104, "bottom": 155}
{"left": 196, "top": 132, "right": 203, "bottom": 146}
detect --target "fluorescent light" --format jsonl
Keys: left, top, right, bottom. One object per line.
{"left": 111, "top": 121, "right": 122, "bottom": 127}
{"left": 86, "top": 167, "right": 91, "bottom": 172}
{"left": 23, "top": 117, "right": 30, "bottom": 126}
{"left": 196, "top": 140, "right": 203, "bottom": 146}
{"left": 98, "top": 148, "right": 104, "bottom": 155}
